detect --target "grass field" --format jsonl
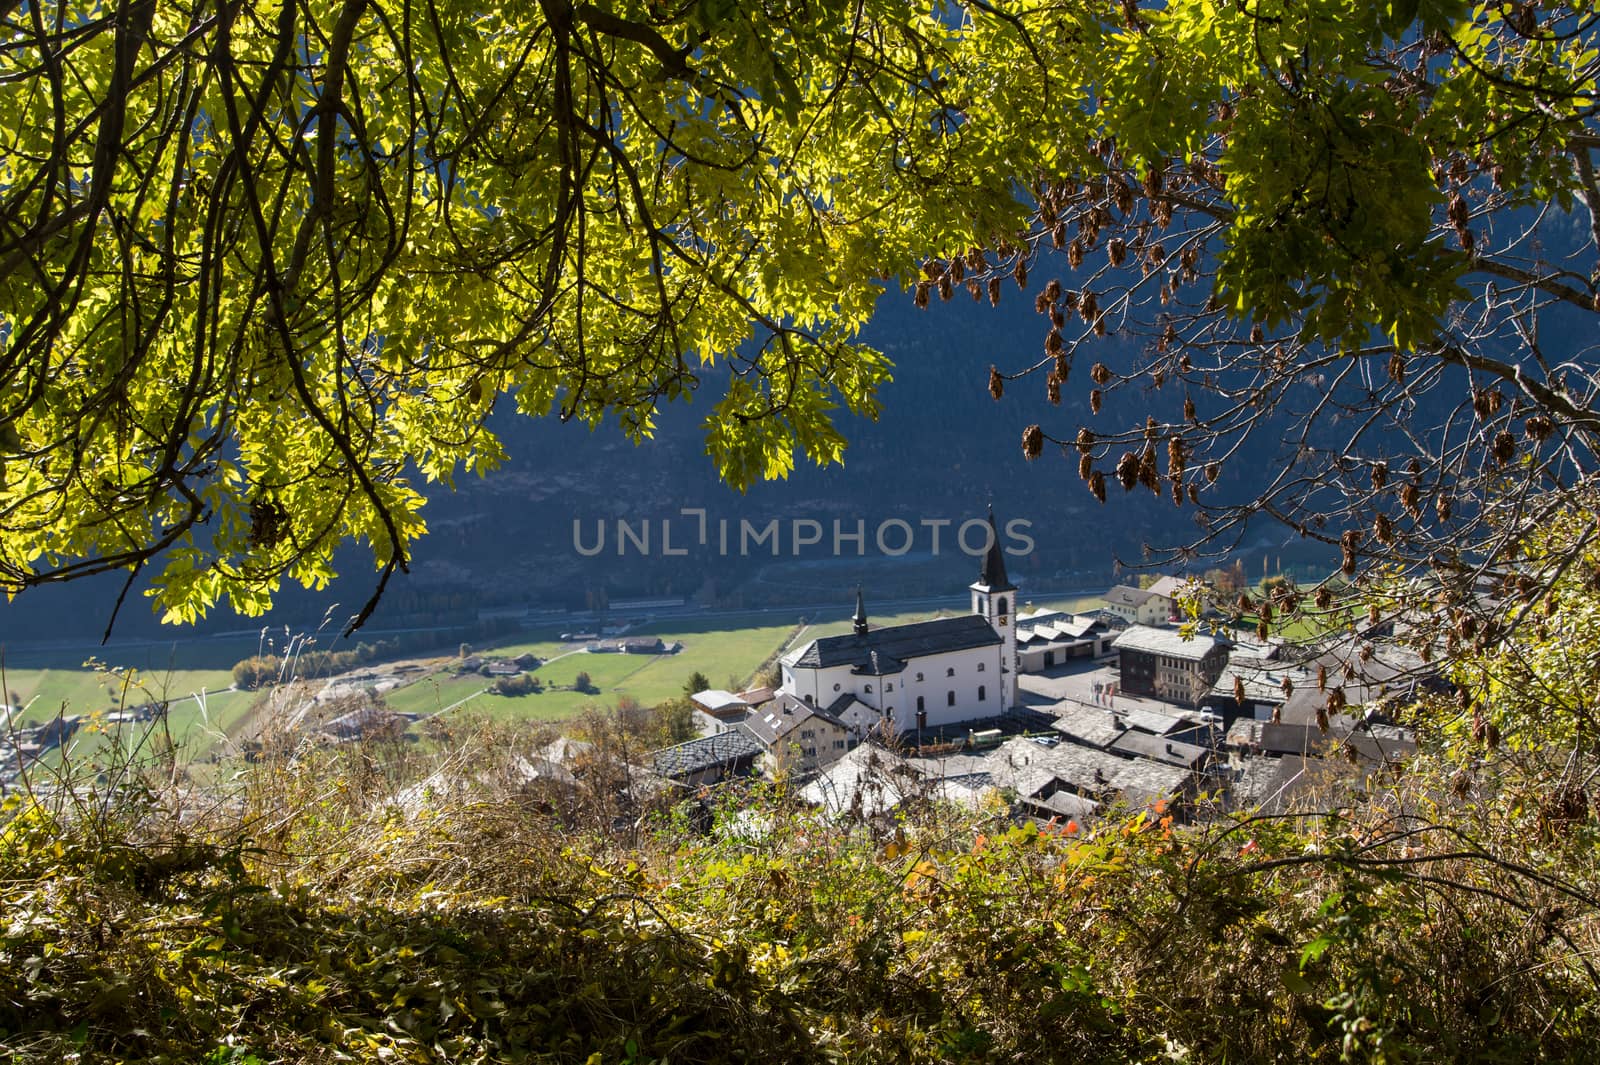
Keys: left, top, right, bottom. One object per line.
{"left": 383, "top": 621, "right": 800, "bottom": 723}
{"left": 8, "top": 665, "right": 239, "bottom": 724}
{"left": 2, "top": 597, "right": 1105, "bottom": 758}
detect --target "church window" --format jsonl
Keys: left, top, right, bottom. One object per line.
{"left": 978, "top": 685, "right": 987, "bottom": 701}
{"left": 977, "top": 662, "right": 985, "bottom": 672}
{"left": 916, "top": 672, "right": 924, "bottom": 682}
{"left": 946, "top": 667, "right": 955, "bottom": 677}
{"left": 886, "top": 682, "right": 894, "bottom": 692}
{"left": 916, "top": 696, "right": 925, "bottom": 712}
{"left": 998, "top": 596, "right": 1009, "bottom": 616}
{"left": 947, "top": 691, "right": 956, "bottom": 706}
{"left": 804, "top": 694, "right": 814, "bottom": 706}
{"left": 864, "top": 684, "right": 873, "bottom": 693}
{"left": 833, "top": 683, "right": 841, "bottom": 692}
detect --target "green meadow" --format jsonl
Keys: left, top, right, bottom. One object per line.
{"left": 3, "top": 596, "right": 1107, "bottom": 758}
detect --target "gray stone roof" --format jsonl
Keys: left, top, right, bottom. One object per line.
{"left": 1105, "top": 584, "right": 1154, "bottom": 608}
{"left": 826, "top": 693, "right": 884, "bottom": 733}
{"left": 785, "top": 614, "right": 1001, "bottom": 671}
{"left": 1144, "top": 575, "right": 1196, "bottom": 602}
{"left": 800, "top": 745, "right": 916, "bottom": 817}
{"left": 1112, "top": 624, "right": 1230, "bottom": 661}
{"left": 743, "top": 694, "right": 845, "bottom": 747}
{"left": 913, "top": 737, "right": 1192, "bottom": 807}
{"left": 1227, "top": 754, "right": 1364, "bottom": 814}
{"left": 1050, "top": 705, "right": 1127, "bottom": 748}
{"left": 1109, "top": 729, "right": 1212, "bottom": 768}
{"left": 649, "top": 729, "right": 763, "bottom": 779}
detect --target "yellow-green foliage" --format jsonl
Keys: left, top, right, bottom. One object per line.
{"left": 1, "top": 732, "right": 1597, "bottom": 1064}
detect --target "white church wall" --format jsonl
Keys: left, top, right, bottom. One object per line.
{"left": 890, "top": 645, "right": 1005, "bottom": 734}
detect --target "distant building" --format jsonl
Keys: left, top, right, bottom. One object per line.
{"left": 689, "top": 689, "right": 752, "bottom": 735}
{"left": 1144, "top": 575, "right": 1202, "bottom": 621}
{"left": 1112, "top": 625, "right": 1230, "bottom": 707}
{"left": 1015, "top": 610, "right": 1117, "bottom": 670}
{"left": 586, "top": 636, "right": 672, "bottom": 655}
{"left": 319, "top": 706, "right": 409, "bottom": 742}
{"left": 621, "top": 636, "right": 667, "bottom": 655}
{"left": 1102, "top": 585, "right": 1169, "bottom": 626}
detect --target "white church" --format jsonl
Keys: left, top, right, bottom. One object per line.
{"left": 778, "top": 510, "right": 1019, "bottom": 738}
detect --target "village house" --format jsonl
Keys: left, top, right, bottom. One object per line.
{"left": 912, "top": 736, "right": 1196, "bottom": 821}
{"left": 649, "top": 730, "right": 764, "bottom": 786}
{"left": 1145, "top": 575, "right": 1202, "bottom": 615}
{"left": 1101, "top": 585, "right": 1170, "bottom": 626}
{"left": 741, "top": 693, "right": 852, "bottom": 775}
{"left": 689, "top": 689, "right": 753, "bottom": 735}
{"left": 1112, "top": 625, "right": 1231, "bottom": 708}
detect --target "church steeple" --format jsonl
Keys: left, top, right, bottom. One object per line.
{"left": 976, "top": 505, "right": 1016, "bottom": 593}
{"left": 852, "top": 585, "right": 869, "bottom": 637}
{"left": 971, "top": 506, "right": 1018, "bottom": 709}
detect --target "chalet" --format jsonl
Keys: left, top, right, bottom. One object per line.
{"left": 1108, "top": 729, "right": 1213, "bottom": 771}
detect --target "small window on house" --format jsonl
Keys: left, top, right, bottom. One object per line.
{"left": 886, "top": 682, "right": 894, "bottom": 692}
{"left": 947, "top": 691, "right": 956, "bottom": 706}
{"left": 834, "top": 739, "right": 845, "bottom": 749}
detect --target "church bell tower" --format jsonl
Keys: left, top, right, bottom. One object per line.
{"left": 970, "top": 506, "right": 1018, "bottom": 708}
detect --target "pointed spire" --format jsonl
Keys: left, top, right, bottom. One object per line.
{"left": 853, "top": 585, "right": 869, "bottom": 637}
{"left": 977, "top": 504, "right": 1016, "bottom": 591}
